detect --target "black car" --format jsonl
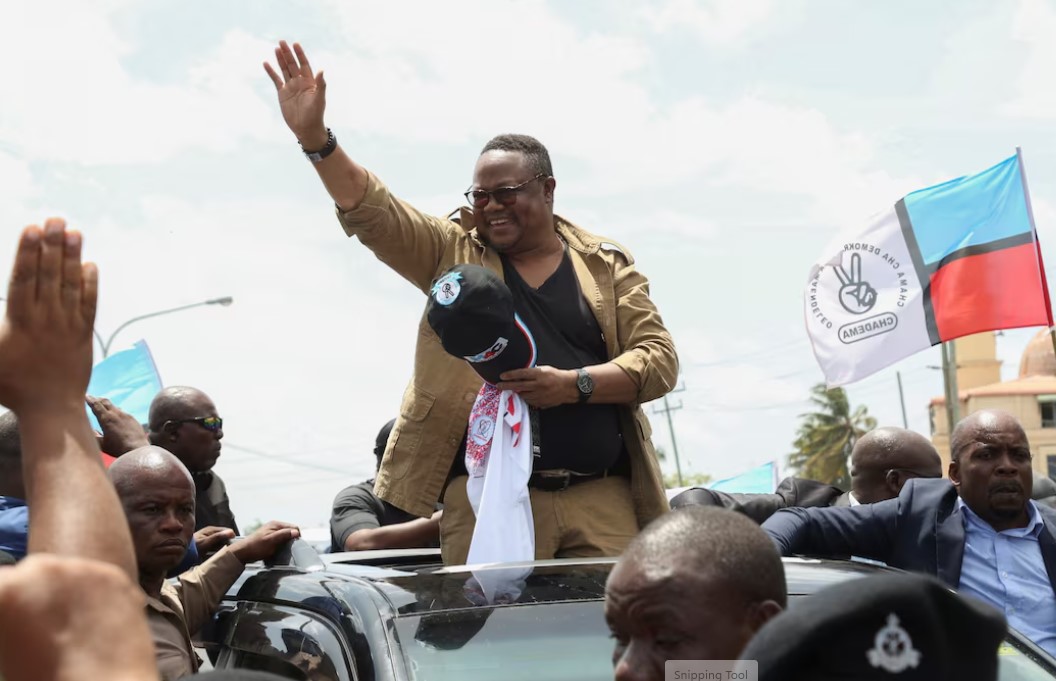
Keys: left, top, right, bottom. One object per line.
{"left": 198, "top": 542, "right": 1056, "bottom": 681}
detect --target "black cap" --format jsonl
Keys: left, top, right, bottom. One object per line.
{"left": 741, "top": 572, "right": 1007, "bottom": 681}
{"left": 426, "top": 264, "right": 536, "bottom": 385}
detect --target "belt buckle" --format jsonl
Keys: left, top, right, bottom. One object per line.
{"left": 539, "top": 470, "right": 572, "bottom": 492}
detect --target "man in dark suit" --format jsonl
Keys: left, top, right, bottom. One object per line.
{"left": 762, "top": 409, "right": 1056, "bottom": 658}
{"left": 672, "top": 427, "right": 941, "bottom": 522}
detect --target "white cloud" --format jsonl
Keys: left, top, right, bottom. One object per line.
{"left": 0, "top": 151, "right": 41, "bottom": 226}
{"left": 0, "top": 4, "right": 283, "bottom": 164}
{"left": 1002, "top": 0, "right": 1056, "bottom": 119}
{"left": 24, "top": 190, "right": 431, "bottom": 526}
{"left": 639, "top": 0, "right": 778, "bottom": 46}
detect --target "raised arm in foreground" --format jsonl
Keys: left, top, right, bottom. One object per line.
{"left": 0, "top": 220, "right": 157, "bottom": 681}
{"left": 263, "top": 40, "right": 368, "bottom": 212}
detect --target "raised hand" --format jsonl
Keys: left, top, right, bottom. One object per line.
{"left": 87, "top": 395, "right": 149, "bottom": 455}
{"left": 263, "top": 41, "right": 328, "bottom": 147}
{"left": 0, "top": 220, "right": 97, "bottom": 413}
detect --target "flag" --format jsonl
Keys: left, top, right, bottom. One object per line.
{"left": 806, "top": 151, "right": 1053, "bottom": 386}
{"left": 709, "top": 461, "right": 777, "bottom": 494}
{"left": 86, "top": 340, "right": 163, "bottom": 431}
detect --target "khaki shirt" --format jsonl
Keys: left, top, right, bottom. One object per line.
{"left": 145, "top": 546, "right": 244, "bottom": 681}
{"left": 337, "top": 173, "right": 678, "bottom": 527}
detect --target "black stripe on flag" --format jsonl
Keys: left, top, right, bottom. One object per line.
{"left": 895, "top": 199, "right": 941, "bottom": 346}
{"left": 924, "top": 232, "right": 1036, "bottom": 276}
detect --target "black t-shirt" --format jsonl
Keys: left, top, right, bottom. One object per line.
{"left": 500, "top": 250, "right": 625, "bottom": 472}
{"left": 329, "top": 479, "right": 430, "bottom": 551}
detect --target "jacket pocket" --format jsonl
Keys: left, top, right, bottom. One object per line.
{"left": 387, "top": 386, "right": 437, "bottom": 480}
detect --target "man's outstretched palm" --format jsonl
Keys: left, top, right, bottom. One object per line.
{"left": 263, "top": 41, "right": 327, "bottom": 142}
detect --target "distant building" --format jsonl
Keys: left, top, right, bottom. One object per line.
{"left": 931, "top": 331, "right": 1056, "bottom": 479}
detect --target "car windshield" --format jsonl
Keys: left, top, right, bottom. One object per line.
{"left": 392, "top": 597, "right": 1056, "bottom": 681}
{"left": 395, "top": 601, "right": 611, "bottom": 681}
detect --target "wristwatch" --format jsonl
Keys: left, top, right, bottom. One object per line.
{"left": 575, "top": 368, "right": 594, "bottom": 404}
{"left": 299, "top": 128, "right": 337, "bottom": 163}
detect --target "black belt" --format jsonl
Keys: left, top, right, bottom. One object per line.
{"left": 528, "top": 469, "right": 608, "bottom": 492}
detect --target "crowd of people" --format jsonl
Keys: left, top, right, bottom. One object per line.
{"left": 1, "top": 37, "right": 1055, "bottom": 681}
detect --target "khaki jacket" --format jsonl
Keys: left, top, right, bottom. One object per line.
{"left": 145, "top": 546, "right": 244, "bottom": 680}
{"left": 337, "top": 173, "right": 677, "bottom": 528}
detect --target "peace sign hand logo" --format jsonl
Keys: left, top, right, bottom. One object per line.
{"left": 834, "top": 253, "right": 877, "bottom": 315}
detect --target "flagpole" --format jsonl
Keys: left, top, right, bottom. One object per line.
{"left": 941, "top": 342, "right": 960, "bottom": 437}
{"left": 1017, "top": 147, "right": 1056, "bottom": 360}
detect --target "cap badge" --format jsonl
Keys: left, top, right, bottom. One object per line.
{"left": 465, "top": 337, "right": 509, "bottom": 363}
{"left": 431, "top": 271, "right": 463, "bottom": 306}
{"left": 867, "top": 613, "right": 921, "bottom": 673}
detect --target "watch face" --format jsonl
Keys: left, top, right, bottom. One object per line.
{"left": 577, "top": 372, "right": 594, "bottom": 393}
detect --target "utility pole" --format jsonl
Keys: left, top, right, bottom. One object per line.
{"left": 896, "top": 371, "right": 908, "bottom": 429}
{"left": 941, "top": 341, "right": 961, "bottom": 436}
{"left": 652, "top": 385, "right": 686, "bottom": 487}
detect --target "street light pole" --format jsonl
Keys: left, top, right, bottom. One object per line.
{"left": 2, "top": 294, "right": 235, "bottom": 358}
{"left": 99, "top": 297, "right": 233, "bottom": 358}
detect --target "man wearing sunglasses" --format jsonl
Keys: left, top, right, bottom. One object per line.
{"left": 263, "top": 41, "right": 678, "bottom": 564}
{"left": 148, "top": 387, "right": 238, "bottom": 536}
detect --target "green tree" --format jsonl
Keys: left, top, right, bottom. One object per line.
{"left": 788, "top": 383, "right": 876, "bottom": 490}
{"left": 663, "top": 471, "right": 713, "bottom": 489}
{"left": 656, "top": 446, "right": 712, "bottom": 488}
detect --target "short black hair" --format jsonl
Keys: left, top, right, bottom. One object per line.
{"left": 374, "top": 418, "right": 397, "bottom": 466}
{"left": 623, "top": 505, "right": 787, "bottom": 608}
{"left": 0, "top": 411, "right": 20, "bottom": 466}
{"left": 480, "top": 134, "right": 553, "bottom": 177}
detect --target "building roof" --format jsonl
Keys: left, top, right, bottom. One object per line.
{"left": 931, "top": 329, "right": 1056, "bottom": 405}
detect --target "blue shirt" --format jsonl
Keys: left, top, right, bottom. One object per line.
{"left": 0, "top": 496, "right": 28, "bottom": 560}
{"left": 958, "top": 498, "right": 1056, "bottom": 657}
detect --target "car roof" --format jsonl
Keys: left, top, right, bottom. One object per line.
{"left": 314, "top": 552, "right": 893, "bottom": 616}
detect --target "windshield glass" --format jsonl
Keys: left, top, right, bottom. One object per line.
{"left": 395, "top": 601, "right": 612, "bottom": 681}
{"left": 393, "top": 598, "right": 1056, "bottom": 681}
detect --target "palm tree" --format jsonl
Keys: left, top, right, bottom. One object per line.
{"left": 788, "top": 383, "right": 876, "bottom": 490}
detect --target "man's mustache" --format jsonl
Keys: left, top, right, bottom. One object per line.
{"left": 990, "top": 481, "right": 1024, "bottom": 495}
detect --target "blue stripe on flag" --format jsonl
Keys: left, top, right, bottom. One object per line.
{"left": 86, "top": 340, "right": 163, "bottom": 432}
{"left": 709, "top": 461, "right": 776, "bottom": 494}
{"left": 903, "top": 155, "right": 1031, "bottom": 267}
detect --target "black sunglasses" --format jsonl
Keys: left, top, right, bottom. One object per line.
{"left": 464, "top": 174, "right": 547, "bottom": 209}
{"left": 167, "top": 416, "right": 223, "bottom": 432}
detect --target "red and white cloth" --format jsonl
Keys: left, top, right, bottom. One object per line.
{"left": 464, "top": 383, "right": 535, "bottom": 564}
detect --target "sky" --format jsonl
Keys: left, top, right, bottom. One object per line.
{"left": 4, "top": 0, "right": 1056, "bottom": 529}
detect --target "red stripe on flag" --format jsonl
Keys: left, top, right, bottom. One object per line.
{"left": 930, "top": 242, "right": 1052, "bottom": 341}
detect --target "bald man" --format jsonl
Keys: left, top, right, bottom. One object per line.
{"left": 605, "top": 507, "right": 785, "bottom": 681}
{"left": 110, "top": 447, "right": 299, "bottom": 681}
{"left": 763, "top": 409, "right": 1056, "bottom": 658}
{"left": 671, "top": 426, "right": 941, "bottom": 521}
{"left": 847, "top": 426, "right": 942, "bottom": 505}
{"left": 148, "top": 386, "right": 237, "bottom": 534}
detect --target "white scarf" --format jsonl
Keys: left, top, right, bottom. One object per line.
{"left": 464, "top": 384, "right": 535, "bottom": 565}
